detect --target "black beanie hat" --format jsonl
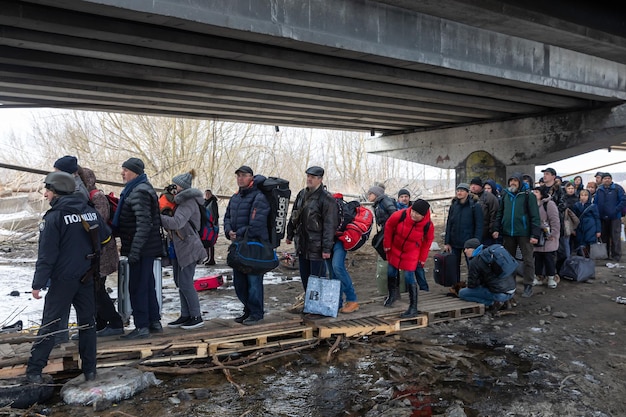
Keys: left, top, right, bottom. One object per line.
{"left": 53, "top": 155, "right": 78, "bottom": 174}
{"left": 397, "top": 188, "right": 410, "bottom": 198}
{"left": 470, "top": 177, "right": 483, "bottom": 186}
{"left": 411, "top": 199, "right": 430, "bottom": 216}
{"left": 122, "top": 157, "right": 145, "bottom": 175}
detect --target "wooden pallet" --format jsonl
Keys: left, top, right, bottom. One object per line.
{"left": 207, "top": 326, "right": 314, "bottom": 356}
{"left": 416, "top": 294, "right": 485, "bottom": 323}
{"left": 386, "top": 314, "right": 429, "bottom": 331}
{"left": 0, "top": 293, "right": 483, "bottom": 376}
{"left": 96, "top": 325, "right": 315, "bottom": 366}
{"left": 314, "top": 316, "right": 397, "bottom": 338}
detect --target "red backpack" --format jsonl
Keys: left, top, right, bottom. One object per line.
{"left": 333, "top": 194, "right": 374, "bottom": 251}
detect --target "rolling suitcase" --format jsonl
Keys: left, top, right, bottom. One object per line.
{"left": 117, "top": 257, "right": 163, "bottom": 323}
{"left": 433, "top": 252, "right": 459, "bottom": 287}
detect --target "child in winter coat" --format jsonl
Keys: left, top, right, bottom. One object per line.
{"left": 572, "top": 189, "right": 601, "bottom": 257}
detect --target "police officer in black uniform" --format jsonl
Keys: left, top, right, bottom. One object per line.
{"left": 26, "top": 171, "right": 111, "bottom": 383}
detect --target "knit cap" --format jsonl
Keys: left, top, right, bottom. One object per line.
{"left": 456, "top": 183, "right": 470, "bottom": 192}
{"left": 470, "top": 177, "right": 483, "bottom": 186}
{"left": 172, "top": 169, "right": 196, "bottom": 189}
{"left": 53, "top": 155, "right": 78, "bottom": 174}
{"left": 368, "top": 186, "right": 385, "bottom": 198}
{"left": 397, "top": 188, "right": 410, "bottom": 198}
{"left": 464, "top": 238, "right": 481, "bottom": 249}
{"left": 411, "top": 199, "right": 430, "bottom": 216}
{"left": 122, "top": 158, "right": 145, "bottom": 175}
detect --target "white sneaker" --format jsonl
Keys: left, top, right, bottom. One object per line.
{"left": 547, "top": 276, "right": 557, "bottom": 289}
{"left": 532, "top": 277, "right": 543, "bottom": 286}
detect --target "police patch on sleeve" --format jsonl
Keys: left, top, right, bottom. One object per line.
{"left": 39, "top": 219, "right": 46, "bottom": 232}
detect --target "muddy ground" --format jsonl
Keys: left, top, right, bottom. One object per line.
{"left": 3, "top": 212, "right": 626, "bottom": 416}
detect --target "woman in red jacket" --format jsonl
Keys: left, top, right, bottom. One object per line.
{"left": 383, "top": 199, "right": 435, "bottom": 317}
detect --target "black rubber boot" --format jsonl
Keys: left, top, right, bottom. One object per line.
{"left": 384, "top": 275, "right": 400, "bottom": 307}
{"left": 400, "top": 283, "right": 418, "bottom": 318}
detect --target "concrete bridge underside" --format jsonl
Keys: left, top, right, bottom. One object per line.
{"left": 1, "top": 0, "right": 625, "bottom": 176}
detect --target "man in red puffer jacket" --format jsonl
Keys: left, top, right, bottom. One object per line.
{"left": 383, "top": 199, "right": 435, "bottom": 317}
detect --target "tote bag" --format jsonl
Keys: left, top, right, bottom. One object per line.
{"left": 589, "top": 239, "right": 608, "bottom": 260}
{"left": 303, "top": 277, "right": 341, "bottom": 318}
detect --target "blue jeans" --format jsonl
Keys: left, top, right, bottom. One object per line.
{"left": 414, "top": 266, "right": 429, "bottom": 291}
{"left": 233, "top": 270, "right": 264, "bottom": 320}
{"left": 329, "top": 241, "right": 357, "bottom": 306}
{"left": 458, "top": 286, "right": 513, "bottom": 306}
{"left": 387, "top": 264, "right": 416, "bottom": 286}
{"left": 298, "top": 254, "right": 327, "bottom": 291}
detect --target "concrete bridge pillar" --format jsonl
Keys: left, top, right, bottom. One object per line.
{"left": 453, "top": 150, "right": 535, "bottom": 189}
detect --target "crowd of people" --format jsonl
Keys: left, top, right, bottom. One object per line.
{"left": 451, "top": 167, "right": 625, "bottom": 310}
{"left": 24, "top": 155, "right": 625, "bottom": 384}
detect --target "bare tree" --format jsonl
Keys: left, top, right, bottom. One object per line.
{"left": 7, "top": 110, "right": 451, "bottom": 199}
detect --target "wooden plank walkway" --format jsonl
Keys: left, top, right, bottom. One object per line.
{"left": 0, "top": 293, "right": 482, "bottom": 377}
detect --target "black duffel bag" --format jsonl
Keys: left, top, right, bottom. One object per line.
{"left": 227, "top": 231, "right": 279, "bottom": 275}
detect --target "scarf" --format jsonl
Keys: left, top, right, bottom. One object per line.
{"left": 112, "top": 173, "right": 148, "bottom": 228}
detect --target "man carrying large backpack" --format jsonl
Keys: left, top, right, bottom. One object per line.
{"left": 458, "top": 239, "right": 516, "bottom": 312}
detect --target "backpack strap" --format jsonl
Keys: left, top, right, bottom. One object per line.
{"left": 89, "top": 189, "right": 100, "bottom": 200}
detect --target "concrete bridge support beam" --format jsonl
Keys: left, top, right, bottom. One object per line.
{"left": 366, "top": 103, "right": 626, "bottom": 186}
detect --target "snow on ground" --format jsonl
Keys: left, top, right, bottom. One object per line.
{"left": 0, "top": 252, "right": 297, "bottom": 331}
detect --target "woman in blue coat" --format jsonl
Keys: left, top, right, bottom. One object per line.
{"left": 572, "top": 189, "right": 601, "bottom": 257}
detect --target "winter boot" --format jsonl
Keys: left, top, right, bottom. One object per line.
{"left": 384, "top": 275, "right": 400, "bottom": 307}
{"left": 400, "top": 283, "right": 418, "bottom": 318}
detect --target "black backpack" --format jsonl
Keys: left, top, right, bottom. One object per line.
{"left": 335, "top": 196, "right": 359, "bottom": 232}
{"left": 257, "top": 177, "right": 291, "bottom": 248}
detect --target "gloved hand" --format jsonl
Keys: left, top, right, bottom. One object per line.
{"left": 128, "top": 253, "right": 140, "bottom": 264}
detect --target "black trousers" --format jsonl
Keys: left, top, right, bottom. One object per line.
{"left": 95, "top": 276, "right": 124, "bottom": 329}
{"left": 27, "top": 278, "right": 97, "bottom": 376}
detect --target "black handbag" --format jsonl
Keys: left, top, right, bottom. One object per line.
{"left": 227, "top": 230, "right": 279, "bottom": 274}
{"left": 371, "top": 230, "right": 386, "bottom": 260}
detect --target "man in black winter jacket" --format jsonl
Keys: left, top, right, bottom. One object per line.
{"left": 286, "top": 166, "right": 338, "bottom": 291}
{"left": 26, "top": 172, "right": 111, "bottom": 384}
{"left": 113, "top": 157, "right": 163, "bottom": 340}
{"left": 458, "top": 239, "right": 516, "bottom": 311}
